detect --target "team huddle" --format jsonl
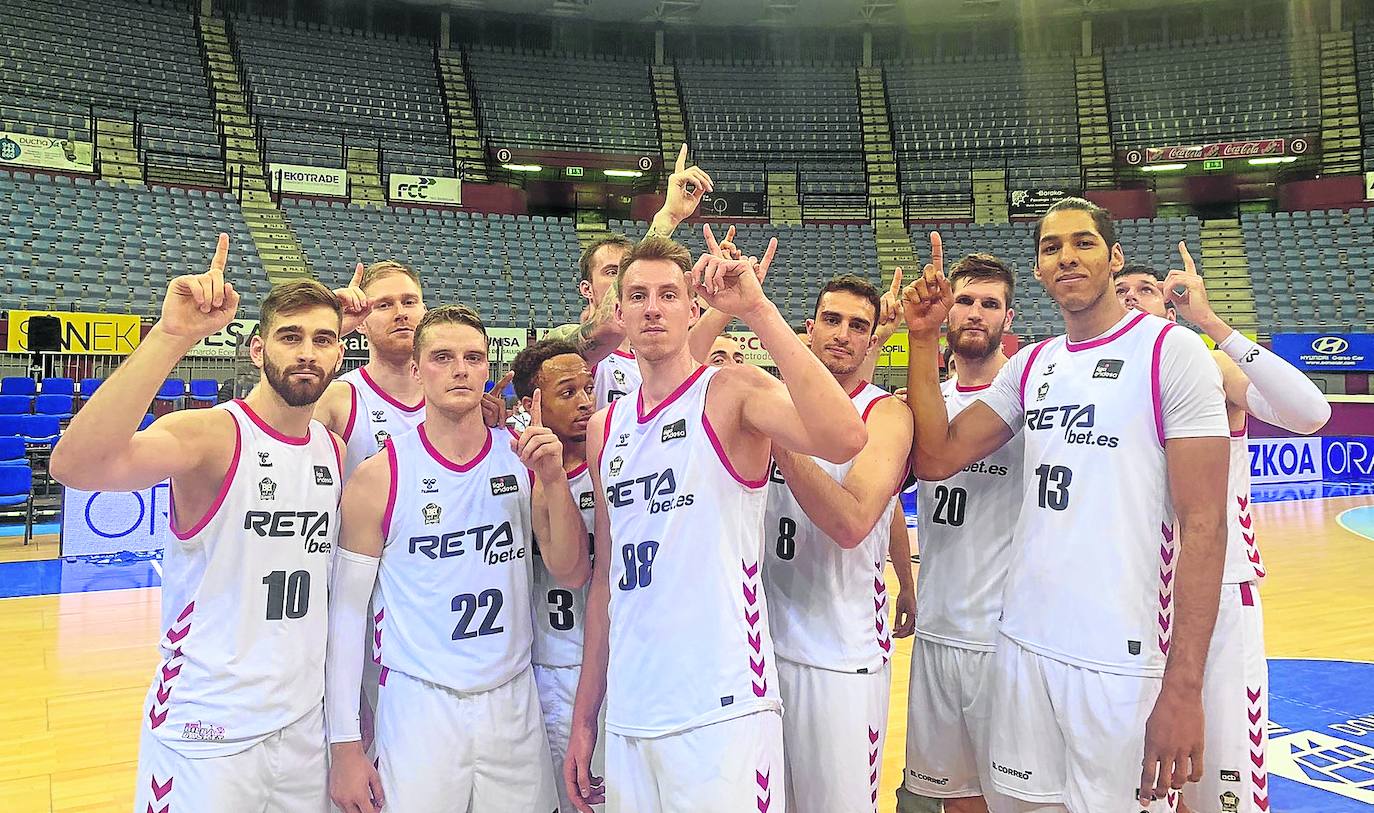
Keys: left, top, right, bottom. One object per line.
{"left": 49, "top": 151, "right": 1333, "bottom": 813}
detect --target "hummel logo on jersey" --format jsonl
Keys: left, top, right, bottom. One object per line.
{"left": 259, "top": 478, "right": 277, "bottom": 500}
{"left": 608, "top": 456, "right": 624, "bottom": 477}
{"left": 422, "top": 502, "right": 441, "bottom": 525}
{"left": 1044, "top": 363, "right": 1056, "bottom": 375}
{"left": 661, "top": 419, "right": 687, "bottom": 443}
{"left": 490, "top": 474, "right": 520, "bottom": 496}
{"left": 1092, "top": 359, "right": 1124, "bottom": 379}
{"left": 579, "top": 491, "right": 595, "bottom": 510}
{"left": 615, "top": 433, "right": 630, "bottom": 448}
{"left": 1036, "top": 382, "right": 1050, "bottom": 402}
{"left": 421, "top": 477, "right": 438, "bottom": 494}
{"left": 314, "top": 466, "right": 333, "bottom": 486}
{"left": 371, "top": 410, "right": 386, "bottom": 422}
{"left": 257, "top": 451, "right": 272, "bottom": 467}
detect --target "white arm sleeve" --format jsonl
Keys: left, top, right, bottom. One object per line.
{"left": 325, "top": 547, "right": 380, "bottom": 744}
{"left": 1160, "top": 327, "right": 1230, "bottom": 439}
{"left": 980, "top": 344, "right": 1031, "bottom": 433}
{"left": 1217, "top": 331, "right": 1332, "bottom": 434}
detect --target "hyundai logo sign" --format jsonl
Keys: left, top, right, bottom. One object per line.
{"left": 1312, "top": 336, "right": 1350, "bottom": 355}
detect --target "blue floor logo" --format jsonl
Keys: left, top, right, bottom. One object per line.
{"left": 1269, "top": 659, "right": 1374, "bottom": 811}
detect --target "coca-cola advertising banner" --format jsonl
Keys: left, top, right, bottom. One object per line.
{"left": 1121, "top": 137, "right": 1311, "bottom": 166}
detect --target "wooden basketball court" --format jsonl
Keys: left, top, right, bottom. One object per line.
{"left": 0, "top": 491, "right": 1371, "bottom": 812}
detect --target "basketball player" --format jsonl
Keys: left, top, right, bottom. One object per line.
{"left": 511, "top": 338, "right": 605, "bottom": 812}
{"left": 563, "top": 236, "right": 867, "bottom": 812}
{"left": 546, "top": 145, "right": 712, "bottom": 408}
{"left": 762, "top": 273, "right": 913, "bottom": 813}
{"left": 326, "top": 305, "right": 588, "bottom": 813}
{"left": 50, "top": 235, "right": 355, "bottom": 812}
{"left": 1115, "top": 259, "right": 1329, "bottom": 813}
{"left": 899, "top": 254, "right": 1024, "bottom": 813}
{"left": 900, "top": 197, "right": 1231, "bottom": 812}
{"left": 707, "top": 333, "right": 745, "bottom": 367}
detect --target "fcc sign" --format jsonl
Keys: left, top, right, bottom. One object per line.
{"left": 1273, "top": 332, "right": 1374, "bottom": 372}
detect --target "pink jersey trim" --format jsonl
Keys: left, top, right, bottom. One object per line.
{"left": 955, "top": 381, "right": 991, "bottom": 393}
{"left": 358, "top": 366, "right": 424, "bottom": 413}
{"left": 1239, "top": 580, "right": 1256, "bottom": 606}
{"left": 1017, "top": 340, "right": 1052, "bottom": 407}
{"left": 169, "top": 412, "right": 242, "bottom": 541}
{"left": 380, "top": 439, "right": 398, "bottom": 540}
{"left": 702, "top": 410, "right": 768, "bottom": 489}
{"left": 848, "top": 379, "right": 869, "bottom": 399}
{"left": 598, "top": 400, "right": 617, "bottom": 472}
{"left": 419, "top": 423, "right": 492, "bottom": 473}
{"left": 860, "top": 393, "right": 892, "bottom": 423}
{"left": 330, "top": 432, "right": 344, "bottom": 475}
{"left": 340, "top": 382, "right": 358, "bottom": 442}
{"left": 1231, "top": 415, "right": 1248, "bottom": 439}
{"left": 611, "top": 349, "right": 636, "bottom": 360}
{"left": 1150, "top": 323, "right": 1177, "bottom": 447}
{"left": 235, "top": 398, "right": 309, "bottom": 446}
{"left": 566, "top": 461, "right": 588, "bottom": 479}
{"left": 638, "top": 365, "right": 707, "bottom": 424}
{"left": 1065, "top": 310, "right": 1148, "bottom": 353}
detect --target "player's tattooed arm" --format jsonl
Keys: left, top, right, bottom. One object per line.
{"left": 547, "top": 282, "right": 627, "bottom": 367}
{"left": 771, "top": 397, "right": 911, "bottom": 548}
{"left": 646, "top": 143, "right": 712, "bottom": 239}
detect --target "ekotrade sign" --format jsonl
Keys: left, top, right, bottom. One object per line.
{"left": 1248, "top": 437, "right": 1323, "bottom": 484}
{"left": 389, "top": 173, "right": 461, "bottom": 206}
{"left": 1323, "top": 436, "right": 1374, "bottom": 483}
{"left": 271, "top": 163, "right": 348, "bottom": 197}
{"left": 1272, "top": 333, "right": 1374, "bottom": 372}
{"left": 61, "top": 482, "right": 172, "bottom": 556}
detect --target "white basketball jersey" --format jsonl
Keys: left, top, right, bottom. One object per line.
{"left": 376, "top": 424, "right": 534, "bottom": 693}
{"left": 338, "top": 366, "right": 425, "bottom": 479}
{"left": 914, "top": 377, "right": 1024, "bottom": 652}
{"left": 593, "top": 349, "right": 640, "bottom": 409}
{"left": 1224, "top": 423, "right": 1266, "bottom": 584}
{"left": 1004, "top": 313, "right": 1182, "bottom": 677}
{"left": 531, "top": 463, "right": 596, "bottom": 668}
{"left": 600, "top": 365, "right": 780, "bottom": 737}
{"left": 151, "top": 399, "right": 340, "bottom": 757}
{"left": 764, "top": 381, "right": 898, "bottom": 673}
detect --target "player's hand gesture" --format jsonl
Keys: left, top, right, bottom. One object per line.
{"left": 691, "top": 233, "right": 779, "bottom": 321}
{"left": 329, "top": 743, "right": 385, "bottom": 813}
{"left": 705, "top": 224, "right": 743, "bottom": 261}
{"left": 482, "top": 370, "right": 513, "bottom": 429}
{"left": 514, "top": 389, "right": 564, "bottom": 482}
{"left": 335, "top": 263, "right": 373, "bottom": 336}
{"left": 161, "top": 233, "right": 241, "bottom": 341}
{"left": 565, "top": 716, "right": 606, "bottom": 812}
{"left": 1138, "top": 683, "right": 1205, "bottom": 806}
{"left": 875, "top": 267, "right": 905, "bottom": 346}
{"left": 899, "top": 232, "right": 952, "bottom": 341}
{"left": 663, "top": 144, "right": 713, "bottom": 226}
{"left": 1161, "top": 242, "right": 1216, "bottom": 326}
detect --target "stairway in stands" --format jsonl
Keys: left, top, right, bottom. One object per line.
{"left": 437, "top": 49, "right": 489, "bottom": 183}
{"left": 1318, "top": 30, "right": 1363, "bottom": 176}
{"left": 198, "top": 13, "right": 309, "bottom": 280}
{"left": 857, "top": 66, "right": 916, "bottom": 285}
{"left": 346, "top": 145, "right": 384, "bottom": 208}
{"left": 1200, "top": 219, "right": 1259, "bottom": 335}
{"left": 95, "top": 118, "right": 143, "bottom": 185}
{"left": 651, "top": 64, "right": 688, "bottom": 186}
{"left": 1074, "top": 54, "right": 1116, "bottom": 189}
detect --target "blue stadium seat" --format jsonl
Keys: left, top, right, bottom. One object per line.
{"left": 0, "top": 416, "right": 20, "bottom": 438}
{"left": 1, "top": 377, "right": 36, "bottom": 397}
{"left": 33, "top": 394, "right": 73, "bottom": 420}
{"left": 17, "top": 415, "right": 60, "bottom": 446}
{"left": 0, "top": 464, "right": 34, "bottom": 544}
{"left": 0, "top": 436, "right": 25, "bottom": 464}
{"left": 0, "top": 395, "right": 31, "bottom": 415}
{"left": 156, "top": 379, "right": 187, "bottom": 404}
{"left": 189, "top": 379, "right": 220, "bottom": 406}
{"left": 138, "top": 413, "right": 156, "bottom": 431}
{"left": 39, "top": 377, "right": 75, "bottom": 396}
{"left": 79, "top": 378, "right": 104, "bottom": 399}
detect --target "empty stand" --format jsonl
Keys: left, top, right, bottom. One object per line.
{"left": 466, "top": 47, "right": 657, "bottom": 155}
{"left": 1355, "top": 22, "right": 1374, "bottom": 171}
{"left": 0, "top": 170, "right": 266, "bottom": 316}
{"left": 231, "top": 16, "right": 451, "bottom": 178}
{"left": 1242, "top": 209, "right": 1372, "bottom": 332}
{"left": 1105, "top": 31, "right": 1321, "bottom": 151}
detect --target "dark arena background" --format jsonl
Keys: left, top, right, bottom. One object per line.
{"left": 0, "top": 0, "right": 1373, "bottom": 810}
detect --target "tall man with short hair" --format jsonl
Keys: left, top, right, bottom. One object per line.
{"left": 901, "top": 197, "right": 1231, "bottom": 811}
{"left": 900, "top": 253, "right": 1023, "bottom": 813}
{"left": 563, "top": 235, "right": 868, "bottom": 812}
{"left": 51, "top": 236, "right": 361, "bottom": 812}
{"left": 1114, "top": 258, "right": 1329, "bottom": 813}
{"left": 325, "top": 306, "right": 589, "bottom": 813}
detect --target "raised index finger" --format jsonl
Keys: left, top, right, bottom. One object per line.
{"left": 757, "top": 237, "right": 779, "bottom": 277}
{"left": 929, "top": 231, "right": 944, "bottom": 276}
{"left": 675, "top": 143, "right": 687, "bottom": 174}
{"left": 530, "top": 388, "right": 543, "bottom": 427}
{"left": 889, "top": 267, "right": 904, "bottom": 300}
{"left": 349, "top": 261, "right": 365, "bottom": 289}
{"left": 494, "top": 369, "right": 514, "bottom": 395}
{"left": 209, "top": 232, "right": 229, "bottom": 277}
{"left": 703, "top": 223, "right": 721, "bottom": 256}
{"left": 1178, "top": 241, "right": 1198, "bottom": 275}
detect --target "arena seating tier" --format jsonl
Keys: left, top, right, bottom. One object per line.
{"left": 233, "top": 16, "right": 451, "bottom": 176}
{"left": 465, "top": 48, "right": 658, "bottom": 154}
{"left": 1355, "top": 23, "right": 1374, "bottom": 171}
{"left": 1242, "top": 210, "right": 1373, "bottom": 331}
